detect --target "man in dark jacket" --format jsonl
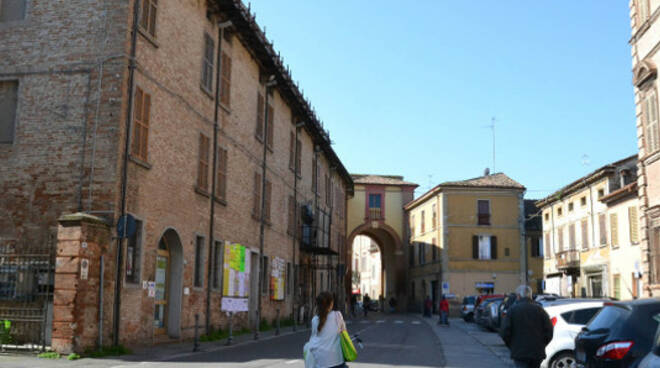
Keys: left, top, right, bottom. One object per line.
{"left": 500, "top": 285, "right": 553, "bottom": 368}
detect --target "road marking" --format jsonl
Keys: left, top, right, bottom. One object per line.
{"left": 360, "top": 320, "right": 370, "bottom": 324}
{"left": 394, "top": 320, "right": 404, "bottom": 324}
{"left": 411, "top": 321, "right": 421, "bottom": 325}
{"left": 285, "top": 359, "right": 300, "bottom": 364}
{"left": 376, "top": 319, "right": 385, "bottom": 323}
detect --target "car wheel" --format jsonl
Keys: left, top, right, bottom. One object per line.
{"left": 551, "top": 351, "right": 576, "bottom": 368}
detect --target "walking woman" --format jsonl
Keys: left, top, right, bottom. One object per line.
{"left": 305, "top": 292, "right": 348, "bottom": 368}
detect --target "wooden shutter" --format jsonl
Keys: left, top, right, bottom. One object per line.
{"left": 216, "top": 148, "right": 227, "bottom": 200}
{"left": 581, "top": 218, "right": 589, "bottom": 250}
{"left": 610, "top": 213, "right": 619, "bottom": 247}
{"left": 645, "top": 90, "right": 659, "bottom": 153}
{"left": 629, "top": 206, "right": 640, "bottom": 243}
{"left": 472, "top": 235, "right": 479, "bottom": 259}
{"left": 569, "top": 223, "right": 576, "bottom": 250}
{"left": 265, "top": 180, "right": 272, "bottom": 221}
{"left": 201, "top": 34, "right": 214, "bottom": 91}
{"left": 220, "top": 52, "right": 231, "bottom": 107}
{"left": 132, "top": 87, "right": 150, "bottom": 161}
{"left": 266, "top": 104, "right": 274, "bottom": 148}
{"left": 197, "top": 134, "right": 210, "bottom": 190}
{"left": 490, "top": 236, "right": 497, "bottom": 260}
{"left": 256, "top": 93, "right": 264, "bottom": 139}
{"left": 289, "top": 131, "right": 295, "bottom": 169}
{"left": 295, "top": 138, "right": 302, "bottom": 175}
{"left": 599, "top": 214, "right": 607, "bottom": 245}
{"left": 558, "top": 226, "right": 564, "bottom": 251}
{"left": 253, "top": 172, "right": 261, "bottom": 217}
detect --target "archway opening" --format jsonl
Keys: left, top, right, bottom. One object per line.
{"left": 156, "top": 228, "right": 183, "bottom": 338}
{"left": 351, "top": 235, "right": 383, "bottom": 304}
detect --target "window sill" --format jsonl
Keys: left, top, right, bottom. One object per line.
{"left": 195, "top": 186, "right": 211, "bottom": 198}
{"left": 220, "top": 102, "right": 231, "bottom": 114}
{"left": 213, "top": 196, "right": 227, "bottom": 206}
{"left": 138, "top": 27, "right": 159, "bottom": 48}
{"left": 200, "top": 85, "right": 214, "bottom": 100}
{"left": 129, "top": 155, "right": 152, "bottom": 170}
{"left": 255, "top": 134, "right": 264, "bottom": 143}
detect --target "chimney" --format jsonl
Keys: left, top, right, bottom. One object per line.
{"left": 484, "top": 168, "right": 490, "bottom": 176}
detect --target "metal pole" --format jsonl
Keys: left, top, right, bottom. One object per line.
{"left": 275, "top": 308, "right": 280, "bottom": 335}
{"left": 113, "top": 0, "right": 141, "bottom": 346}
{"left": 99, "top": 255, "right": 105, "bottom": 349}
{"left": 193, "top": 314, "right": 199, "bottom": 352}
{"left": 256, "top": 75, "right": 276, "bottom": 340}
{"left": 226, "top": 312, "right": 233, "bottom": 346}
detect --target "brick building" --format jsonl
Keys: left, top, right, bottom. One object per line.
{"left": 0, "top": 0, "right": 352, "bottom": 352}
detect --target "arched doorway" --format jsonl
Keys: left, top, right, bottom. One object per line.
{"left": 155, "top": 229, "right": 183, "bottom": 338}
{"left": 347, "top": 223, "right": 406, "bottom": 312}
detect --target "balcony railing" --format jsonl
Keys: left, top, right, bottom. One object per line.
{"left": 556, "top": 249, "right": 580, "bottom": 270}
{"left": 368, "top": 207, "right": 382, "bottom": 220}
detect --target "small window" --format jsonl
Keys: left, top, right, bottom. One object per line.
{"left": 610, "top": 213, "right": 619, "bottom": 247}
{"left": 581, "top": 196, "right": 587, "bottom": 207}
{"left": 568, "top": 202, "right": 574, "bottom": 212}
{"left": 630, "top": 206, "right": 640, "bottom": 244}
{"left": 368, "top": 194, "right": 382, "bottom": 220}
{"left": 557, "top": 207, "right": 563, "bottom": 217}
{"left": 598, "top": 189, "right": 605, "bottom": 198}
{"left": 125, "top": 219, "right": 143, "bottom": 283}
{"left": 599, "top": 214, "right": 607, "bottom": 245}
{"left": 477, "top": 200, "right": 490, "bottom": 225}
{"left": 504, "top": 247, "right": 510, "bottom": 257}
{"left": 643, "top": 89, "right": 659, "bottom": 154}
{"left": 139, "top": 0, "right": 158, "bottom": 38}
{"left": 197, "top": 134, "right": 210, "bottom": 191}
{"left": 295, "top": 138, "right": 302, "bottom": 176}
{"left": 0, "top": 80, "right": 18, "bottom": 144}
{"left": 131, "top": 86, "right": 151, "bottom": 161}
{"left": 194, "top": 236, "right": 205, "bottom": 287}
{"left": 544, "top": 213, "right": 549, "bottom": 222}
{"left": 216, "top": 147, "right": 228, "bottom": 201}
{"left": 201, "top": 33, "right": 214, "bottom": 92}
{"left": 0, "top": 0, "right": 26, "bottom": 22}
{"left": 212, "top": 241, "right": 222, "bottom": 289}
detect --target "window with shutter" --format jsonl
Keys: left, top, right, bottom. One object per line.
{"left": 569, "top": 223, "right": 576, "bottom": 250}
{"left": 432, "top": 204, "right": 437, "bottom": 230}
{"left": 216, "top": 147, "right": 227, "bottom": 201}
{"left": 289, "top": 131, "right": 295, "bottom": 170}
{"left": 253, "top": 172, "right": 261, "bottom": 218}
{"left": 255, "top": 93, "right": 264, "bottom": 140}
{"left": 581, "top": 218, "right": 589, "bottom": 250}
{"left": 139, "top": 0, "right": 158, "bottom": 38}
{"left": 599, "top": 214, "right": 607, "bottom": 245}
{"left": 490, "top": 236, "right": 497, "bottom": 259}
{"left": 610, "top": 213, "right": 619, "bottom": 247}
{"left": 0, "top": 0, "right": 26, "bottom": 22}
{"left": 644, "top": 90, "right": 659, "bottom": 154}
{"left": 558, "top": 226, "right": 564, "bottom": 252}
{"left": 201, "top": 33, "right": 214, "bottom": 92}
{"left": 197, "top": 134, "right": 210, "bottom": 191}
{"left": 638, "top": 0, "right": 650, "bottom": 23}
{"left": 477, "top": 200, "right": 490, "bottom": 225}
{"left": 472, "top": 235, "right": 479, "bottom": 259}
{"left": 421, "top": 211, "right": 425, "bottom": 233}
{"left": 0, "top": 80, "right": 18, "bottom": 144}
{"left": 194, "top": 236, "right": 204, "bottom": 287}
{"left": 295, "top": 138, "right": 302, "bottom": 175}
{"left": 629, "top": 206, "right": 640, "bottom": 244}
{"left": 131, "top": 86, "right": 150, "bottom": 161}
{"left": 266, "top": 104, "right": 274, "bottom": 149}
{"left": 220, "top": 52, "right": 231, "bottom": 107}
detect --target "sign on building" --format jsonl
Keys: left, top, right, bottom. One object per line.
{"left": 270, "top": 257, "right": 285, "bottom": 301}
{"left": 221, "top": 242, "right": 251, "bottom": 312}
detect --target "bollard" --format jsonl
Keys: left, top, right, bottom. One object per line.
{"left": 292, "top": 305, "right": 297, "bottom": 331}
{"left": 193, "top": 314, "right": 200, "bottom": 352}
{"left": 226, "top": 312, "right": 233, "bottom": 346}
{"left": 276, "top": 308, "right": 280, "bottom": 336}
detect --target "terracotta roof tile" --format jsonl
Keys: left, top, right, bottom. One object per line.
{"left": 351, "top": 174, "right": 418, "bottom": 187}
{"left": 439, "top": 172, "right": 525, "bottom": 190}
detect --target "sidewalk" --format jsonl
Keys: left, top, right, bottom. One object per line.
{"left": 421, "top": 316, "right": 514, "bottom": 368}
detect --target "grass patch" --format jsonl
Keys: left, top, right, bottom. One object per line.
{"left": 85, "top": 345, "right": 132, "bottom": 358}
{"left": 280, "top": 317, "right": 295, "bottom": 328}
{"left": 67, "top": 353, "right": 81, "bottom": 360}
{"left": 37, "top": 352, "right": 61, "bottom": 359}
{"left": 259, "top": 318, "right": 273, "bottom": 331}
{"left": 200, "top": 328, "right": 229, "bottom": 342}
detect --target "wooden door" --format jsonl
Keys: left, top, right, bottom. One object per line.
{"left": 154, "top": 240, "right": 170, "bottom": 335}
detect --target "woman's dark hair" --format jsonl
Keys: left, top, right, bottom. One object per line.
{"left": 316, "top": 292, "right": 334, "bottom": 331}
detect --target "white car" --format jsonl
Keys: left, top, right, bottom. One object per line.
{"left": 540, "top": 300, "right": 605, "bottom": 368}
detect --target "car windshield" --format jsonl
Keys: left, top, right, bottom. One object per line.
{"left": 463, "top": 296, "right": 475, "bottom": 304}
{"left": 587, "top": 305, "right": 629, "bottom": 331}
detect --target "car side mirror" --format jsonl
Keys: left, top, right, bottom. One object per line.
{"left": 581, "top": 327, "right": 589, "bottom": 333}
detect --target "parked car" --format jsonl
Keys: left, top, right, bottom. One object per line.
{"left": 575, "top": 299, "right": 660, "bottom": 368}
{"left": 539, "top": 300, "right": 605, "bottom": 368}
{"left": 639, "top": 322, "right": 660, "bottom": 368}
{"left": 497, "top": 293, "right": 518, "bottom": 329}
{"left": 476, "top": 297, "right": 503, "bottom": 329}
{"left": 485, "top": 298, "right": 504, "bottom": 331}
{"left": 536, "top": 293, "right": 565, "bottom": 306}
{"left": 473, "top": 294, "right": 505, "bottom": 323}
{"left": 461, "top": 295, "right": 477, "bottom": 321}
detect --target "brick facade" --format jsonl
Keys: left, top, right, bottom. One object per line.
{"left": 1, "top": 0, "right": 352, "bottom": 350}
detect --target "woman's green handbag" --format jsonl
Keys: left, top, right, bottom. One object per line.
{"left": 339, "top": 329, "right": 358, "bottom": 361}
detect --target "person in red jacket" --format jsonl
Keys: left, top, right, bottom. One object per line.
{"left": 438, "top": 295, "right": 450, "bottom": 325}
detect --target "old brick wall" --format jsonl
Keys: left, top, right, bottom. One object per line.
{"left": 0, "top": 0, "right": 130, "bottom": 247}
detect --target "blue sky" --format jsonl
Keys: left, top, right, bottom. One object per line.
{"left": 249, "top": 1, "right": 637, "bottom": 199}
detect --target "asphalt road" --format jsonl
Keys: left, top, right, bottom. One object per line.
{"left": 0, "top": 314, "right": 445, "bottom": 368}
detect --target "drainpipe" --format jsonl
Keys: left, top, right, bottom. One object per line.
{"left": 255, "top": 75, "right": 277, "bottom": 340}
{"left": 292, "top": 121, "right": 304, "bottom": 330}
{"left": 113, "top": 0, "right": 141, "bottom": 347}
{"left": 206, "top": 20, "right": 232, "bottom": 336}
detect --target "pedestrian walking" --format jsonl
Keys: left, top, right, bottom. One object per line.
{"left": 438, "top": 295, "right": 449, "bottom": 325}
{"left": 303, "top": 292, "right": 349, "bottom": 368}
{"left": 423, "top": 296, "right": 432, "bottom": 317}
{"left": 500, "top": 285, "right": 553, "bottom": 368}
{"left": 388, "top": 296, "right": 397, "bottom": 313}
{"left": 362, "top": 293, "right": 371, "bottom": 317}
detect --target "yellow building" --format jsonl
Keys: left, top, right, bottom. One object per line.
{"left": 536, "top": 155, "right": 641, "bottom": 299}
{"left": 404, "top": 172, "right": 528, "bottom": 308}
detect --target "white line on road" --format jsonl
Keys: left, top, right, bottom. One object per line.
{"left": 360, "top": 320, "right": 370, "bottom": 324}
{"left": 285, "top": 359, "right": 300, "bottom": 364}
{"left": 376, "top": 320, "right": 385, "bottom": 323}
{"left": 394, "top": 320, "right": 404, "bottom": 324}
{"left": 411, "top": 321, "right": 421, "bottom": 325}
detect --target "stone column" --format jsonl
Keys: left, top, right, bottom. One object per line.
{"left": 51, "top": 213, "right": 112, "bottom": 354}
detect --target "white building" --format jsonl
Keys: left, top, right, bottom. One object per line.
{"left": 351, "top": 235, "right": 382, "bottom": 299}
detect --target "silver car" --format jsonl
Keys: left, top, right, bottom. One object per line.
{"left": 461, "top": 295, "right": 476, "bottom": 321}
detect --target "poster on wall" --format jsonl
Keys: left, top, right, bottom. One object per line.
{"left": 222, "top": 242, "right": 251, "bottom": 298}
{"left": 270, "top": 257, "right": 285, "bottom": 301}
